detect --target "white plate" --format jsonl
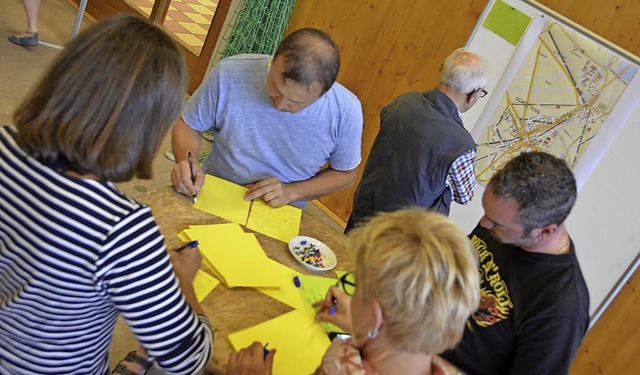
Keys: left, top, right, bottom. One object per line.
{"left": 288, "top": 236, "right": 337, "bottom": 272}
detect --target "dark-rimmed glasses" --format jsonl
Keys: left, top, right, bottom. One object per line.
{"left": 338, "top": 272, "right": 356, "bottom": 296}
{"left": 471, "top": 88, "right": 488, "bottom": 98}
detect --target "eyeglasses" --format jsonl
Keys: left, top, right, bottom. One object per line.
{"left": 470, "top": 88, "right": 488, "bottom": 98}
{"left": 338, "top": 272, "right": 356, "bottom": 296}
{"left": 479, "top": 89, "right": 488, "bottom": 98}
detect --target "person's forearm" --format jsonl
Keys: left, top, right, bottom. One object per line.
{"left": 288, "top": 167, "right": 357, "bottom": 202}
{"left": 178, "top": 279, "right": 205, "bottom": 315}
{"left": 172, "top": 118, "right": 202, "bottom": 163}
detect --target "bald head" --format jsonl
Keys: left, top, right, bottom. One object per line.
{"left": 274, "top": 28, "right": 340, "bottom": 94}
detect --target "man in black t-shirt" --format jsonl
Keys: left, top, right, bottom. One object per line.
{"left": 441, "top": 151, "right": 590, "bottom": 374}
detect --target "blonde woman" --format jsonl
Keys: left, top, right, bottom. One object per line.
{"left": 228, "top": 209, "right": 480, "bottom": 375}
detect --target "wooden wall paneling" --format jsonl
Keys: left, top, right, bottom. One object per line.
{"left": 286, "top": 0, "right": 487, "bottom": 221}
{"left": 570, "top": 267, "right": 640, "bottom": 373}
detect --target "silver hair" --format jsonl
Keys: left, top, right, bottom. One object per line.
{"left": 440, "top": 48, "right": 490, "bottom": 94}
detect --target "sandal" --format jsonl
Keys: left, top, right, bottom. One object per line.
{"left": 112, "top": 350, "right": 153, "bottom": 375}
{"left": 8, "top": 32, "right": 39, "bottom": 47}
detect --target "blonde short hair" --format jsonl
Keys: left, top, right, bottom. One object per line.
{"left": 348, "top": 209, "right": 480, "bottom": 354}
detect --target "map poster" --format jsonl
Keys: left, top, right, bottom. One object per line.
{"left": 474, "top": 20, "right": 638, "bottom": 184}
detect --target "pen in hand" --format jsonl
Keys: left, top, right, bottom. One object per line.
{"left": 188, "top": 151, "right": 197, "bottom": 203}
{"left": 329, "top": 297, "right": 337, "bottom": 315}
{"left": 263, "top": 343, "right": 269, "bottom": 359}
{"left": 175, "top": 240, "right": 199, "bottom": 253}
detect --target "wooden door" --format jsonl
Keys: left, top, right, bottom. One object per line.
{"left": 69, "top": 0, "right": 232, "bottom": 94}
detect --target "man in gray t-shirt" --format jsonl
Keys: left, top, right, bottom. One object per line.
{"left": 171, "top": 28, "right": 363, "bottom": 208}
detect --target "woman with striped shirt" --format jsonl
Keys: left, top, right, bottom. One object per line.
{"left": 0, "top": 15, "right": 213, "bottom": 374}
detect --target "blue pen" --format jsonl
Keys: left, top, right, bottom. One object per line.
{"left": 329, "top": 297, "right": 337, "bottom": 315}
{"left": 175, "top": 240, "right": 199, "bottom": 253}
{"left": 263, "top": 343, "right": 269, "bottom": 359}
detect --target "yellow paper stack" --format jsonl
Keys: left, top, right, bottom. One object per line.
{"left": 178, "top": 174, "right": 349, "bottom": 374}
{"left": 193, "top": 174, "right": 302, "bottom": 242}
{"left": 179, "top": 223, "right": 281, "bottom": 288}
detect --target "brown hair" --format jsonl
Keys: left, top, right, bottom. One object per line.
{"left": 14, "top": 14, "right": 187, "bottom": 182}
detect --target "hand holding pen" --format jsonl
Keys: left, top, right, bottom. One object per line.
{"left": 170, "top": 151, "right": 203, "bottom": 200}
{"left": 188, "top": 151, "right": 197, "bottom": 203}
{"left": 175, "top": 240, "right": 199, "bottom": 253}
{"left": 227, "top": 341, "right": 275, "bottom": 375}
{"left": 168, "top": 240, "right": 201, "bottom": 283}
{"left": 313, "top": 285, "right": 353, "bottom": 333}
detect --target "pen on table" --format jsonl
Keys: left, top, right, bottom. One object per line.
{"left": 188, "top": 151, "right": 197, "bottom": 203}
{"left": 263, "top": 343, "right": 269, "bottom": 359}
{"left": 175, "top": 240, "right": 199, "bottom": 253}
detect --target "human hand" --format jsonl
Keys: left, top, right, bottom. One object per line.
{"left": 168, "top": 245, "right": 202, "bottom": 283}
{"left": 244, "top": 176, "right": 293, "bottom": 207}
{"left": 171, "top": 159, "right": 204, "bottom": 198}
{"left": 313, "top": 286, "right": 352, "bottom": 333}
{"left": 227, "top": 341, "right": 275, "bottom": 375}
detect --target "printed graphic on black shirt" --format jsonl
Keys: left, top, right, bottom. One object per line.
{"left": 469, "top": 234, "right": 513, "bottom": 329}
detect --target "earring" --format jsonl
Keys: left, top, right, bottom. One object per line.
{"left": 538, "top": 236, "right": 544, "bottom": 241}
{"left": 367, "top": 327, "right": 379, "bottom": 339}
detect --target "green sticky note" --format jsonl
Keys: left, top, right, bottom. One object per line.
{"left": 482, "top": 0, "right": 532, "bottom": 46}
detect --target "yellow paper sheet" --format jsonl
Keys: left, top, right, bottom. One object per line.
{"left": 194, "top": 174, "right": 251, "bottom": 225}
{"left": 183, "top": 225, "right": 265, "bottom": 260}
{"left": 178, "top": 223, "right": 271, "bottom": 285}
{"left": 176, "top": 230, "right": 190, "bottom": 242}
{"left": 210, "top": 252, "right": 283, "bottom": 288}
{"left": 294, "top": 274, "right": 345, "bottom": 334}
{"left": 192, "top": 269, "right": 220, "bottom": 302}
{"left": 255, "top": 259, "right": 305, "bottom": 309}
{"left": 227, "top": 307, "right": 331, "bottom": 375}
{"left": 184, "top": 223, "right": 246, "bottom": 236}
{"left": 183, "top": 225, "right": 279, "bottom": 287}
{"left": 246, "top": 199, "right": 302, "bottom": 242}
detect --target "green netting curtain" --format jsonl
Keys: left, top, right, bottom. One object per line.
{"left": 212, "top": 0, "right": 297, "bottom": 68}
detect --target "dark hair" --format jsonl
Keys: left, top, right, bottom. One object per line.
{"left": 14, "top": 14, "right": 187, "bottom": 182}
{"left": 490, "top": 151, "right": 577, "bottom": 233}
{"left": 274, "top": 28, "right": 339, "bottom": 94}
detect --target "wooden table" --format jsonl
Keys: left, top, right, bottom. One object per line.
{"left": 129, "top": 185, "right": 349, "bottom": 373}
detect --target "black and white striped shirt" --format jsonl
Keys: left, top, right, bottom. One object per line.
{"left": 0, "top": 126, "right": 212, "bottom": 374}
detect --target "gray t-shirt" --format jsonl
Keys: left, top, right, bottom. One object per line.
{"left": 183, "top": 54, "right": 363, "bottom": 206}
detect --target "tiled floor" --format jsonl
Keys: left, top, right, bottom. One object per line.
{"left": 128, "top": 0, "right": 219, "bottom": 55}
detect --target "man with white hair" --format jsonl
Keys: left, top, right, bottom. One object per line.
{"left": 345, "top": 48, "right": 490, "bottom": 232}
